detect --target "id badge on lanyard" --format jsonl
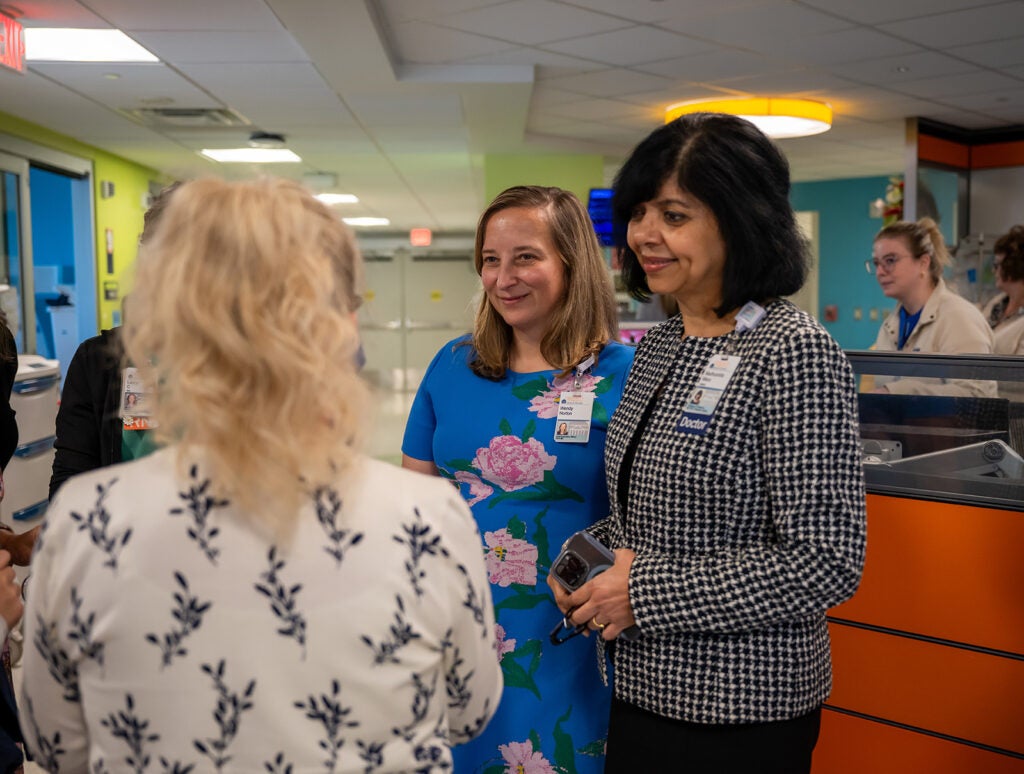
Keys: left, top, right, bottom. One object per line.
{"left": 122, "top": 366, "right": 157, "bottom": 431}
{"left": 677, "top": 301, "right": 765, "bottom": 436}
{"left": 554, "top": 353, "right": 595, "bottom": 444}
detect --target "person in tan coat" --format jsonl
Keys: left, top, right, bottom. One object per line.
{"left": 979, "top": 225, "right": 1024, "bottom": 356}
{"left": 869, "top": 217, "right": 994, "bottom": 396}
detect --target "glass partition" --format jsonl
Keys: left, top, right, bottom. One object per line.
{"left": 848, "top": 351, "right": 1024, "bottom": 512}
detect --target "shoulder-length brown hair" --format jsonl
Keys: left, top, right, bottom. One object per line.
{"left": 470, "top": 185, "right": 618, "bottom": 379}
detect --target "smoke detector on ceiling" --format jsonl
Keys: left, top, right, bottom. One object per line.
{"left": 248, "top": 131, "right": 286, "bottom": 149}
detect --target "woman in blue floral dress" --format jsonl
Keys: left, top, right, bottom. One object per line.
{"left": 403, "top": 185, "right": 634, "bottom": 773}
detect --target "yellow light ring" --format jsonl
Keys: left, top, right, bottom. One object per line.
{"left": 665, "top": 97, "right": 832, "bottom": 127}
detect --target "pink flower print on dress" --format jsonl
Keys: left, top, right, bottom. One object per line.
{"left": 494, "top": 623, "right": 517, "bottom": 661}
{"left": 473, "top": 435, "right": 556, "bottom": 492}
{"left": 484, "top": 529, "right": 538, "bottom": 587}
{"left": 454, "top": 470, "right": 494, "bottom": 506}
{"left": 528, "top": 373, "right": 604, "bottom": 418}
{"left": 499, "top": 741, "right": 557, "bottom": 774}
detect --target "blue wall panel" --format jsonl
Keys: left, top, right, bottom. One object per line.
{"left": 792, "top": 175, "right": 897, "bottom": 350}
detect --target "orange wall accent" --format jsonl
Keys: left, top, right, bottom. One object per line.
{"left": 830, "top": 494, "right": 1024, "bottom": 654}
{"left": 827, "top": 624, "right": 1024, "bottom": 754}
{"left": 918, "top": 134, "right": 970, "bottom": 168}
{"left": 971, "top": 140, "right": 1024, "bottom": 169}
{"left": 814, "top": 710, "right": 1024, "bottom": 773}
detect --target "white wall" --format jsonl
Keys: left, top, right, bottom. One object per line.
{"left": 970, "top": 166, "right": 1024, "bottom": 237}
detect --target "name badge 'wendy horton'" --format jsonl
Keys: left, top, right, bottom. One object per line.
{"left": 554, "top": 391, "right": 594, "bottom": 444}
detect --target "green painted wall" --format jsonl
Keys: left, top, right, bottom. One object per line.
{"left": 484, "top": 153, "right": 604, "bottom": 207}
{"left": 0, "top": 110, "right": 163, "bottom": 331}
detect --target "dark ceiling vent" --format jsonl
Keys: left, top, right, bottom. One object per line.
{"left": 120, "top": 107, "right": 250, "bottom": 128}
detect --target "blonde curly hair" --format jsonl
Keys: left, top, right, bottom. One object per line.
{"left": 123, "top": 177, "right": 370, "bottom": 536}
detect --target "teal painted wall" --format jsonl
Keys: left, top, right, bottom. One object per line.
{"left": 791, "top": 175, "right": 897, "bottom": 350}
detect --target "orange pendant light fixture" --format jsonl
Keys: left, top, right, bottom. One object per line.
{"left": 665, "top": 97, "right": 833, "bottom": 139}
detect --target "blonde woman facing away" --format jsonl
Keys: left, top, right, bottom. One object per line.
{"left": 402, "top": 185, "right": 634, "bottom": 774}
{"left": 20, "top": 178, "right": 501, "bottom": 773}
{"left": 870, "top": 217, "right": 993, "bottom": 395}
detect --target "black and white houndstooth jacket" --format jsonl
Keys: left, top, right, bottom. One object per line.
{"left": 593, "top": 299, "right": 866, "bottom": 724}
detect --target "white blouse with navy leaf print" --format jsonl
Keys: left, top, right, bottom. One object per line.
{"left": 20, "top": 447, "right": 502, "bottom": 773}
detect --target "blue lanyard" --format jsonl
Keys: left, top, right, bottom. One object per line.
{"left": 897, "top": 307, "right": 922, "bottom": 350}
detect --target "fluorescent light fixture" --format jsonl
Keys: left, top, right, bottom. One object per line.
{"left": 200, "top": 148, "right": 302, "bottom": 163}
{"left": 316, "top": 193, "right": 360, "bottom": 205}
{"left": 25, "top": 28, "right": 159, "bottom": 63}
{"left": 344, "top": 217, "right": 390, "bottom": 227}
{"left": 665, "top": 97, "right": 832, "bottom": 139}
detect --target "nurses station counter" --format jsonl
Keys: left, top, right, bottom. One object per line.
{"left": 814, "top": 352, "right": 1024, "bottom": 774}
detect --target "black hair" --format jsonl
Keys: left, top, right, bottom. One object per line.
{"left": 612, "top": 112, "right": 808, "bottom": 316}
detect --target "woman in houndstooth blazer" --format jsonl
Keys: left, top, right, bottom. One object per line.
{"left": 548, "top": 113, "right": 867, "bottom": 773}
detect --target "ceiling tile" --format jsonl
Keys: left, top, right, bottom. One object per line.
{"left": 540, "top": 68, "right": 675, "bottom": 98}
{"left": 947, "top": 36, "right": 1024, "bottom": 69}
{"left": 637, "top": 48, "right": 792, "bottom": 83}
{"left": 132, "top": 31, "right": 308, "bottom": 64}
{"left": 890, "top": 69, "right": 1023, "bottom": 99}
{"left": 880, "top": 2, "right": 1024, "bottom": 49}
{"left": 659, "top": 3, "right": 855, "bottom": 48}
{"left": 541, "top": 25, "right": 717, "bottom": 67}
{"left": 798, "top": 0, "right": 999, "bottom": 25}
{"left": 390, "top": 21, "right": 518, "bottom": 64}
{"left": 29, "top": 62, "right": 220, "bottom": 108}
{"left": 85, "top": 0, "right": 284, "bottom": 31}
{"left": 778, "top": 28, "right": 921, "bottom": 67}
{"left": 827, "top": 51, "right": 979, "bottom": 85}
{"left": 433, "top": 0, "right": 630, "bottom": 46}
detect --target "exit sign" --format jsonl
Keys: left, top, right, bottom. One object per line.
{"left": 0, "top": 15, "right": 24, "bottom": 74}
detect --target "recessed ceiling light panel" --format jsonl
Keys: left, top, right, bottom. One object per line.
{"left": 25, "top": 28, "right": 159, "bottom": 63}
{"left": 200, "top": 148, "right": 301, "bottom": 163}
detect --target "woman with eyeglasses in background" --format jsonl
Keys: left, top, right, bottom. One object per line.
{"left": 979, "top": 225, "right": 1024, "bottom": 355}
{"left": 868, "top": 217, "right": 993, "bottom": 394}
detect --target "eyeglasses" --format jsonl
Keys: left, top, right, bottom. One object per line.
{"left": 865, "top": 253, "right": 912, "bottom": 274}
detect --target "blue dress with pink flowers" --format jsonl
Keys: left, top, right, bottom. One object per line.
{"left": 403, "top": 336, "right": 634, "bottom": 774}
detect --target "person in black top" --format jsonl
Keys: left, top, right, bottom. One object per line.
{"left": 49, "top": 183, "right": 179, "bottom": 499}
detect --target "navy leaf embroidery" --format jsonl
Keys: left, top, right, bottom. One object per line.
{"left": 360, "top": 595, "right": 421, "bottom": 665}
{"left": 23, "top": 694, "right": 66, "bottom": 771}
{"left": 294, "top": 679, "right": 359, "bottom": 773}
{"left": 99, "top": 693, "right": 160, "bottom": 774}
{"left": 194, "top": 660, "right": 256, "bottom": 770}
{"left": 171, "top": 464, "right": 229, "bottom": 564}
{"left": 449, "top": 698, "right": 493, "bottom": 745}
{"left": 313, "top": 486, "right": 364, "bottom": 567}
{"left": 159, "top": 758, "right": 195, "bottom": 774}
{"left": 391, "top": 671, "right": 437, "bottom": 742}
{"left": 264, "top": 752, "right": 294, "bottom": 774}
{"left": 145, "top": 572, "right": 213, "bottom": 668}
{"left": 392, "top": 507, "right": 449, "bottom": 597}
{"left": 70, "top": 479, "right": 132, "bottom": 572}
{"left": 32, "top": 613, "right": 79, "bottom": 702}
{"left": 68, "top": 587, "right": 105, "bottom": 668}
{"left": 456, "top": 564, "right": 486, "bottom": 631}
{"left": 356, "top": 740, "right": 384, "bottom": 773}
{"left": 93, "top": 760, "right": 109, "bottom": 774}
{"left": 440, "top": 630, "right": 473, "bottom": 712}
{"left": 255, "top": 547, "right": 307, "bottom": 657}
{"left": 411, "top": 728, "right": 451, "bottom": 774}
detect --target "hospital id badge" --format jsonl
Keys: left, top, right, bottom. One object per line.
{"left": 676, "top": 354, "right": 741, "bottom": 436}
{"left": 554, "top": 390, "right": 594, "bottom": 444}
{"left": 122, "top": 367, "right": 157, "bottom": 430}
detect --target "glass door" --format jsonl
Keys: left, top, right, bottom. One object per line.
{"left": 0, "top": 151, "right": 33, "bottom": 352}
